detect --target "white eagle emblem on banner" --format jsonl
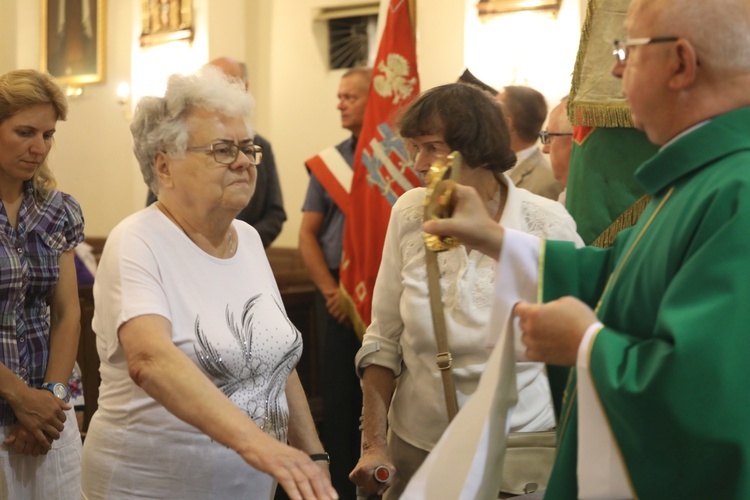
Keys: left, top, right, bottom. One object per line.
{"left": 374, "top": 53, "right": 417, "bottom": 104}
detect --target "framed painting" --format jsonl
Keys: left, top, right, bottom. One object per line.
{"left": 139, "top": 0, "right": 194, "bottom": 46}
{"left": 41, "top": 0, "right": 106, "bottom": 86}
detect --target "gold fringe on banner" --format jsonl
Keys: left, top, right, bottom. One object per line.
{"left": 573, "top": 101, "right": 634, "bottom": 128}
{"left": 591, "top": 194, "right": 652, "bottom": 248}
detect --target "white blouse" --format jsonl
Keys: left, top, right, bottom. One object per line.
{"left": 357, "top": 176, "right": 584, "bottom": 451}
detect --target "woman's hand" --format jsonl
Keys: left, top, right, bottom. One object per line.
{"left": 349, "top": 445, "right": 395, "bottom": 497}
{"left": 6, "top": 386, "right": 68, "bottom": 447}
{"left": 3, "top": 423, "right": 52, "bottom": 456}
{"left": 238, "top": 437, "right": 339, "bottom": 500}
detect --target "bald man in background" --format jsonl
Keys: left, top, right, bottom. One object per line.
{"left": 209, "top": 57, "right": 287, "bottom": 247}
{"left": 540, "top": 97, "right": 573, "bottom": 204}
{"left": 146, "top": 57, "right": 286, "bottom": 248}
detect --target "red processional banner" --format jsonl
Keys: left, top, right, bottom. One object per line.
{"left": 340, "top": 0, "right": 421, "bottom": 338}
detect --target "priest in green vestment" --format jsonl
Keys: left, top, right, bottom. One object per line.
{"left": 422, "top": 0, "right": 750, "bottom": 497}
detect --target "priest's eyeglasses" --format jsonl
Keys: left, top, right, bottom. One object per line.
{"left": 187, "top": 141, "right": 263, "bottom": 165}
{"left": 539, "top": 131, "right": 573, "bottom": 145}
{"left": 612, "top": 37, "right": 679, "bottom": 64}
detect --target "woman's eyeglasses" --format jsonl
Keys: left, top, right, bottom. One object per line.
{"left": 186, "top": 142, "right": 263, "bottom": 165}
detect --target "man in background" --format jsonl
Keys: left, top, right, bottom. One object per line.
{"left": 146, "top": 57, "right": 287, "bottom": 248}
{"left": 206, "top": 57, "right": 287, "bottom": 248}
{"left": 498, "top": 86, "right": 563, "bottom": 200}
{"left": 540, "top": 97, "right": 573, "bottom": 204}
{"left": 300, "top": 67, "right": 372, "bottom": 499}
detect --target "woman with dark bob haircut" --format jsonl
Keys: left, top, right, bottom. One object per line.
{"left": 350, "top": 83, "right": 583, "bottom": 498}
{"left": 398, "top": 82, "right": 517, "bottom": 176}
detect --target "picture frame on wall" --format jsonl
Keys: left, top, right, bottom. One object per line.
{"left": 139, "top": 0, "right": 194, "bottom": 47}
{"left": 41, "top": 0, "right": 106, "bottom": 86}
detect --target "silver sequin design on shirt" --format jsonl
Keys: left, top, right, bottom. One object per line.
{"left": 193, "top": 294, "right": 302, "bottom": 442}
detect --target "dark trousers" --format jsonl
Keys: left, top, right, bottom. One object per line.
{"left": 314, "top": 281, "right": 362, "bottom": 500}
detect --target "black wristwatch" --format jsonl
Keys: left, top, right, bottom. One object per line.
{"left": 41, "top": 382, "right": 71, "bottom": 403}
{"left": 310, "top": 452, "right": 330, "bottom": 465}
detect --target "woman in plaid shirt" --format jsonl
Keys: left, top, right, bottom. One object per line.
{"left": 0, "top": 69, "right": 84, "bottom": 499}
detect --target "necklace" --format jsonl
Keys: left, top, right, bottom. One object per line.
{"left": 227, "top": 230, "right": 236, "bottom": 257}
{"left": 157, "top": 201, "right": 236, "bottom": 258}
{"left": 486, "top": 186, "right": 502, "bottom": 221}
{"left": 484, "top": 178, "right": 506, "bottom": 222}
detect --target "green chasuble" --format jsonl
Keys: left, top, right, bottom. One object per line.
{"left": 541, "top": 106, "right": 750, "bottom": 499}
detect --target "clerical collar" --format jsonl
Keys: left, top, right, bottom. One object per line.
{"left": 660, "top": 120, "right": 710, "bottom": 151}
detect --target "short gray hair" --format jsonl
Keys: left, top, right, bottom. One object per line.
{"left": 130, "top": 65, "right": 255, "bottom": 193}
{"left": 638, "top": 0, "right": 750, "bottom": 77}
{"left": 342, "top": 66, "right": 372, "bottom": 90}
{"left": 552, "top": 97, "right": 572, "bottom": 134}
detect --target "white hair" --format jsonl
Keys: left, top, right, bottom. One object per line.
{"left": 552, "top": 97, "right": 572, "bottom": 134}
{"left": 638, "top": 0, "right": 750, "bottom": 77}
{"left": 130, "top": 65, "right": 255, "bottom": 193}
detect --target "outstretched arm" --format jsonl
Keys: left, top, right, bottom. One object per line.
{"left": 120, "top": 314, "right": 338, "bottom": 500}
{"left": 285, "top": 369, "right": 329, "bottom": 473}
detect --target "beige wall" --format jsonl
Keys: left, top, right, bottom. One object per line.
{"left": 2, "top": 0, "right": 581, "bottom": 246}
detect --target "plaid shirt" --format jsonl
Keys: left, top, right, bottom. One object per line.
{"left": 0, "top": 182, "right": 84, "bottom": 425}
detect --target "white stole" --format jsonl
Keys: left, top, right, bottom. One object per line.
{"left": 577, "top": 324, "right": 633, "bottom": 499}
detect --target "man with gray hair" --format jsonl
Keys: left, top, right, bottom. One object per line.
{"left": 300, "top": 67, "right": 372, "bottom": 499}
{"left": 539, "top": 97, "right": 573, "bottom": 204}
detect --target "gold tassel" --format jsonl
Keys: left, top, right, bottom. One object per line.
{"left": 591, "top": 195, "right": 652, "bottom": 248}
{"left": 575, "top": 102, "right": 634, "bottom": 128}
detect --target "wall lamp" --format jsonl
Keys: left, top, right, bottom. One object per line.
{"left": 116, "top": 82, "right": 132, "bottom": 121}
{"left": 65, "top": 86, "right": 84, "bottom": 98}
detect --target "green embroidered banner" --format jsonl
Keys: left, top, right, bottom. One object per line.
{"left": 568, "top": 0, "right": 633, "bottom": 127}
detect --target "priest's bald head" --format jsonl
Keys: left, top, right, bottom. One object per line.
{"left": 612, "top": 0, "right": 750, "bottom": 145}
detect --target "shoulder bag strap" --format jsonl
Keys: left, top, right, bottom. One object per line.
{"left": 425, "top": 246, "right": 459, "bottom": 421}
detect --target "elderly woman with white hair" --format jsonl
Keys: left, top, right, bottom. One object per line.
{"left": 81, "top": 68, "right": 337, "bottom": 500}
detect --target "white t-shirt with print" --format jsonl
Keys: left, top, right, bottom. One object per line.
{"left": 82, "top": 205, "right": 301, "bottom": 500}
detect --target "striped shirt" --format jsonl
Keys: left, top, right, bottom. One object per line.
{"left": 0, "top": 182, "right": 84, "bottom": 425}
